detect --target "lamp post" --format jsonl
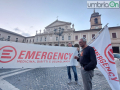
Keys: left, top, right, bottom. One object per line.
{"left": 54, "top": 27, "right": 64, "bottom": 46}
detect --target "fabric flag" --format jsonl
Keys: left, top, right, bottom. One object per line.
{"left": 90, "top": 26, "right": 120, "bottom": 90}
{"left": 0, "top": 41, "right": 78, "bottom": 68}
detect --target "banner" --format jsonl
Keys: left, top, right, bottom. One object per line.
{"left": 0, "top": 41, "right": 78, "bottom": 68}
{"left": 90, "top": 26, "right": 120, "bottom": 90}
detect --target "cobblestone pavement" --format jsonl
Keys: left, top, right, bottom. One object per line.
{"left": 0, "top": 67, "right": 118, "bottom": 90}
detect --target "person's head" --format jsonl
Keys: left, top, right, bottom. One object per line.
{"left": 68, "top": 42, "right": 72, "bottom": 47}
{"left": 79, "top": 37, "right": 87, "bottom": 48}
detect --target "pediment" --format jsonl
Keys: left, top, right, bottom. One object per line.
{"left": 45, "top": 20, "right": 71, "bottom": 28}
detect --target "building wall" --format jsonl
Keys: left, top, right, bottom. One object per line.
{"left": 33, "top": 27, "right": 120, "bottom": 52}
{"left": 109, "top": 27, "right": 120, "bottom": 53}
{"left": 73, "top": 28, "right": 120, "bottom": 53}
{"left": 34, "top": 21, "right": 75, "bottom": 46}
{"left": 91, "top": 25, "right": 102, "bottom": 29}
{"left": 0, "top": 21, "right": 120, "bottom": 53}
{"left": 109, "top": 28, "right": 120, "bottom": 43}
{"left": 0, "top": 30, "right": 25, "bottom": 42}
{"left": 25, "top": 37, "right": 35, "bottom": 44}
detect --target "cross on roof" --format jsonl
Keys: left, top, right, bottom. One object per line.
{"left": 57, "top": 16, "right": 59, "bottom": 20}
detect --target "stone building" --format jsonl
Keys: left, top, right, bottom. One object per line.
{"left": 0, "top": 28, "right": 25, "bottom": 42}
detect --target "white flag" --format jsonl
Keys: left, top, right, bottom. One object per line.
{"left": 90, "top": 26, "right": 120, "bottom": 90}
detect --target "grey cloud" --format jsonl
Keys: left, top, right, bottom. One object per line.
{"left": 14, "top": 27, "right": 21, "bottom": 32}
{"left": 21, "top": 33, "right": 30, "bottom": 37}
{"left": 13, "top": 27, "right": 31, "bottom": 37}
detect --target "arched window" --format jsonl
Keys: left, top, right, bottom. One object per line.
{"left": 75, "top": 35, "right": 78, "bottom": 40}
{"left": 62, "top": 36, "right": 64, "bottom": 40}
{"left": 60, "top": 44, "right": 65, "bottom": 46}
{"left": 56, "top": 37, "right": 58, "bottom": 41}
{"left": 22, "top": 39, "right": 24, "bottom": 43}
{"left": 45, "top": 37, "right": 46, "bottom": 41}
{"left": 40, "top": 37, "right": 42, "bottom": 41}
{"left": 94, "top": 18, "right": 98, "bottom": 24}
{"left": 36, "top": 37, "right": 38, "bottom": 42}
{"left": 68, "top": 36, "right": 71, "bottom": 40}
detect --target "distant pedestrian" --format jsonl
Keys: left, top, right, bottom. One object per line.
{"left": 67, "top": 42, "right": 81, "bottom": 86}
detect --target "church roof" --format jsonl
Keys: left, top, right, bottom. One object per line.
{"left": 45, "top": 20, "right": 71, "bottom": 28}
{"left": 0, "top": 28, "right": 25, "bottom": 37}
{"left": 91, "top": 12, "right": 100, "bottom": 17}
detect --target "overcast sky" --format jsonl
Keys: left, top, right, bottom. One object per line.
{"left": 0, "top": 0, "right": 120, "bottom": 36}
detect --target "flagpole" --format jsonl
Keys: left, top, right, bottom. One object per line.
{"left": 87, "top": 23, "right": 109, "bottom": 45}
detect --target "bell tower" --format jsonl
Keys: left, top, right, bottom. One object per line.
{"left": 90, "top": 9, "right": 102, "bottom": 29}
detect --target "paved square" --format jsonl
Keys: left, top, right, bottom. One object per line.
{"left": 0, "top": 67, "right": 113, "bottom": 90}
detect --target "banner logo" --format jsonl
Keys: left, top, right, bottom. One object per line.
{"left": 104, "top": 44, "right": 115, "bottom": 64}
{"left": 0, "top": 46, "right": 17, "bottom": 63}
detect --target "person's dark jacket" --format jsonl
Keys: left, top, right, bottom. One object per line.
{"left": 77, "top": 46, "right": 97, "bottom": 71}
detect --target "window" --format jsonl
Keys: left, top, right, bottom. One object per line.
{"left": 92, "top": 34, "right": 95, "bottom": 39}
{"left": 68, "top": 36, "right": 71, "bottom": 40}
{"left": 83, "top": 35, "right": 86, "bottom": 38}
{"left": 75, "top": 36, "right": 78, "bottom": 40}
{"left": 56, "top": 37, "right": 58, "bottom": 41}
{"left": 45, "top": 37, "right": 46, "bottom": 41}
{"left": 36, "top": 37, "right": 38, "bottom": 42}
{"left": 8, "top": 36, "right": 10, "bottom": 41}
{"left": 0, "top": 34, "right": 1, "bottom": 37}
{"left": 112, "top": 33, "right": 116, "bottom": 38}
{"left": 30, "top": 39, "right": 31, "bottom": 43}
{"left": 40, "top": 37, "right": 42, "bottom": 41}
{"left": 16, "top": 38, "right": 18, "bottom": 42}
{"left": 62, "top": 36, "right": 64, "bottom": 40}
{"left": 33, "top": 39, "right": 34, "bottom": 42}
{"left": 94, "top": 18, "right": 98, "bottom": 24}
{"left": 65, "top": 26, "right": 68, "bottom": 29}
{"left": 22, "top": 39, "right": 24, "bottom": 43}
{"left": 27, "top": 40, "right": 28, "bottom": 43}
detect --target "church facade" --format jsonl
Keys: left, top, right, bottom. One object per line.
{"left": 0, "top": 11, "right": 120, "bottom": 53}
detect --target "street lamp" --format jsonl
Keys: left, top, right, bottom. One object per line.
{"left": 54, "top": 27, "right": 64, "bottom": 46}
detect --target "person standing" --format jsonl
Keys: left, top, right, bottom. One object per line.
{"left": 74, "top": 38, "right": 97, "bottom": 90}
{"left": 67, "top": 42, "right": 81, "bottom": 85}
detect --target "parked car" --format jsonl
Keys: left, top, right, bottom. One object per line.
{"left": 113, "top": 53, "right": 120, "bottom": 61}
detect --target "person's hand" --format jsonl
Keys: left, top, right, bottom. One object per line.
{"left": 74, "top": 56, "right": 78, "bottom": 59}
